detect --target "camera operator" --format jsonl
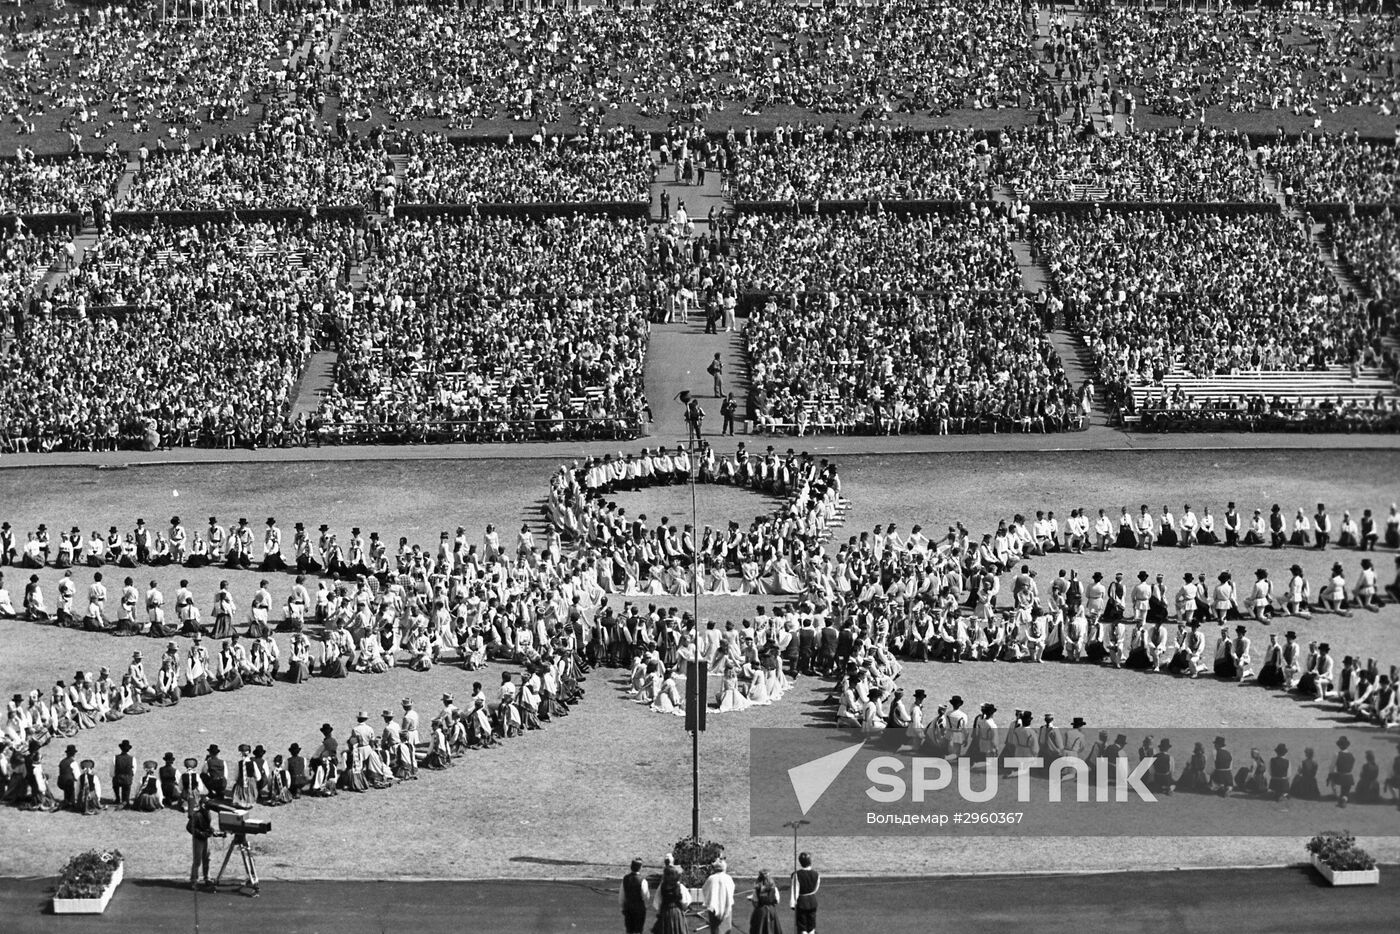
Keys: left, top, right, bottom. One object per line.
{"left": 186, "top": 795, "right": 223, "bottom": 891}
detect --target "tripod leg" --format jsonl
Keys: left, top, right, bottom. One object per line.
{"left": 241, "top": 845, "right": 260, "bottom": 895}
{"left": 214, "top": 839, "right": 237, "bottom": 887}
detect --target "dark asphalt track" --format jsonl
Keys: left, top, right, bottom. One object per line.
{"left": 2, "top": 866, "right": 1396, "bottom": 933}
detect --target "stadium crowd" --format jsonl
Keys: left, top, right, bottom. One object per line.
{"left": 333, "top": 0, "right": 1037, "bottom": 129}
{"left": 397, "top": 128, "right": 654, "bottom": 204}
{"left": 1259, "top": 132, "right": 1400, "bottom": 204}
{"left": 746, "top": 291, "right": 1079, "bottom": 435}
{"left": 1091, "top": 7, "right": 1400, "bottom": 122}
{"left": 123, "top": 109, "right": 386, "bottom": 211}
{"left": 1330, "top": 212, "right": 1400, "bottom": 306}
{"left": 0, "top": 150, "right": 124, "bottom": 215}
{"left": 4, "top": 11, "right": 308, "bottom": 145}
{"left": 730, "top": 124, "right": 996, "bottom": 202}
{"left": 1031, "top": 210, "right": 1385, "bottom": 415}
{"left": 730, "top": 209, "right": 1022, "bottom": 294}
{"left": 1, "top": 224, "right": 69, "bottom": 334}
{"left": 317, "top": 214, "right": 652, "bottom": 442}
{"left": 996, "top": 125, "right": 1268, "bottom": 202}
{"left": 0, "top": 219, "right": 352, "bottom": 453}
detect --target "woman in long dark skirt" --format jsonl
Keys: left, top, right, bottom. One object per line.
{"left": 748, "top": 869, "right": 784, "bottom": 934}
{"left": 652, "top": 864, "right": 688, "bottom": 934}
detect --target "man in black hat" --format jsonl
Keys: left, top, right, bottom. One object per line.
{"left": 1063, "top": 717, "right": 1088, "bottom": 763}
{"left": 1313, "top": 503, "right": 1331, "bottom": 550}
{"left": 133, "top": 519, "right": 151, "bottom": 564}
{"left": 817, "top": 616, "right": 839, "bottom": 675}
{"left": 159, "top": 752, "right": 179, "bottom": 808}
{"left": 57, "top": 743, "right": 78, "bottom": 808}
{"left": 1329, "top": 736, "right": 1355, "bottom": 806}
{"left": 287, "top": 743, "right": 309, "bottom": 797}
{"left": 1104, "top": 733, "right": 1129, "bottom": 782}
{"left": 201, "top": 744, "right": 227, "bottom": 799}
{"left": 228, "top": 519, "right": 252, "bottom": 568}
{"left": 797, "top": 616, "right": 817, "bottom": 676}
{"left": 945, "top": 695, "right": 969, "bottom": 757}
{"left": 1146, "top": 738, "right": 1174, "bottom": 794}
{"left": 112, "top": 739, "right": 135, "bottom": 806}
{"left": 881, "top": 688, "right": 909, "bottom": 750}
{"left": 293, "top": 522, "right": 311, "bottom": 574}
{"left": 1210, "top": 736, "right": 1234, "bottom": 795}
{"left": 1268, "top": 744, "right": 1291, "bottom": 800}
{"left": 169, "top": 516, "right": 187, "bottom": 563}
{"left": 252, "top": 745, "right": 270, "bottom": 798}
{"left": 1233, "top": 625, "right": 1254, "bottom": 682}
{"left": 313, "top": 723, "right": 338, "bottom": 776}
{"left": 207, "top": 517, "right": 225, "bottom": 560}
{"left": 1003, "top": 710, "right": 1039, "bottom": 773}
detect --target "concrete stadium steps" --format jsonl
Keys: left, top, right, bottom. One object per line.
{"left": 287, "top": 349, "right": 339, "bottom": 422}
{"left": 34, "top": 227, "right": 99, "bottom": 297}
{"left": 642, "top": 323, "right": 748, "bottom": 442}
{"left": 388, "top": 153, "right": 408, "bottom": 187}
{"left": 1309, "top": 221, "right": 1370, "bottom": 299}
{"left": 649, "top": 148, "right": 729, "bottom": 224}
{"left": 113, "top": 156, "right": 140, "bottom": 209}
{"left": 1007, "top": 238, "right": 1051, "bottom": 295}
{"left": 1048, "top": 329, "right": 1111, "bottom": 424}
{"left": 1130, "top": 368, "right": 1399, "bottom": 407}
{"left": 1259, "top": 171, "right": 1294, "bottom": 216}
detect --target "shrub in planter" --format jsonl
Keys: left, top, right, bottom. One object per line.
{"left": 1306, "top": 830, "right": 1377, "bottom": 872}
{"left": 54, "top": 849, "right": 124, "bottom": 900}
{"left": 671, "top": 836, "right": 726, "bottom": 888}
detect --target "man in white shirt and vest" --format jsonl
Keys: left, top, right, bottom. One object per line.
{"left": 791, "top": 851, "right": 819, "bottom": 934}
{"left": 619, "top": 858, "right": 649, "bottom": 934}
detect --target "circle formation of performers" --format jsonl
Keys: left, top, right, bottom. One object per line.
{"left": 1, "top": 444, "right": 1397, "bottom": 815}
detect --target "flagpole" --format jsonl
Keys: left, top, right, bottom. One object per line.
{"left": 689, "top": 426, "right": 700, "bottom": 844}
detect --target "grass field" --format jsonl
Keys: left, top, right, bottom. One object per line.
{"left": 0, "top": 448, "right": 1396, "bottom": 881}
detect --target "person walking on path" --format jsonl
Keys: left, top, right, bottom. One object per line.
{"left": 708, "top": 353, "right": 724, "bottom": 396}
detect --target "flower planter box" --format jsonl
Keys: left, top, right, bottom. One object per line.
{"left": 52, "top": 861, "right": 123, "bottom": 914}
{"left": 1312, "top": 853, "right": 1380, "bottom": 887}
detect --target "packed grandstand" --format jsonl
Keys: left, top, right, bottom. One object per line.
{"left": 0, "top": 0, "right": 1396, "bottom": 452}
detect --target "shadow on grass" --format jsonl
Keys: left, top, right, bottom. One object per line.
{"left": 508, "top": 855, "right": 592, "bottom": 867}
